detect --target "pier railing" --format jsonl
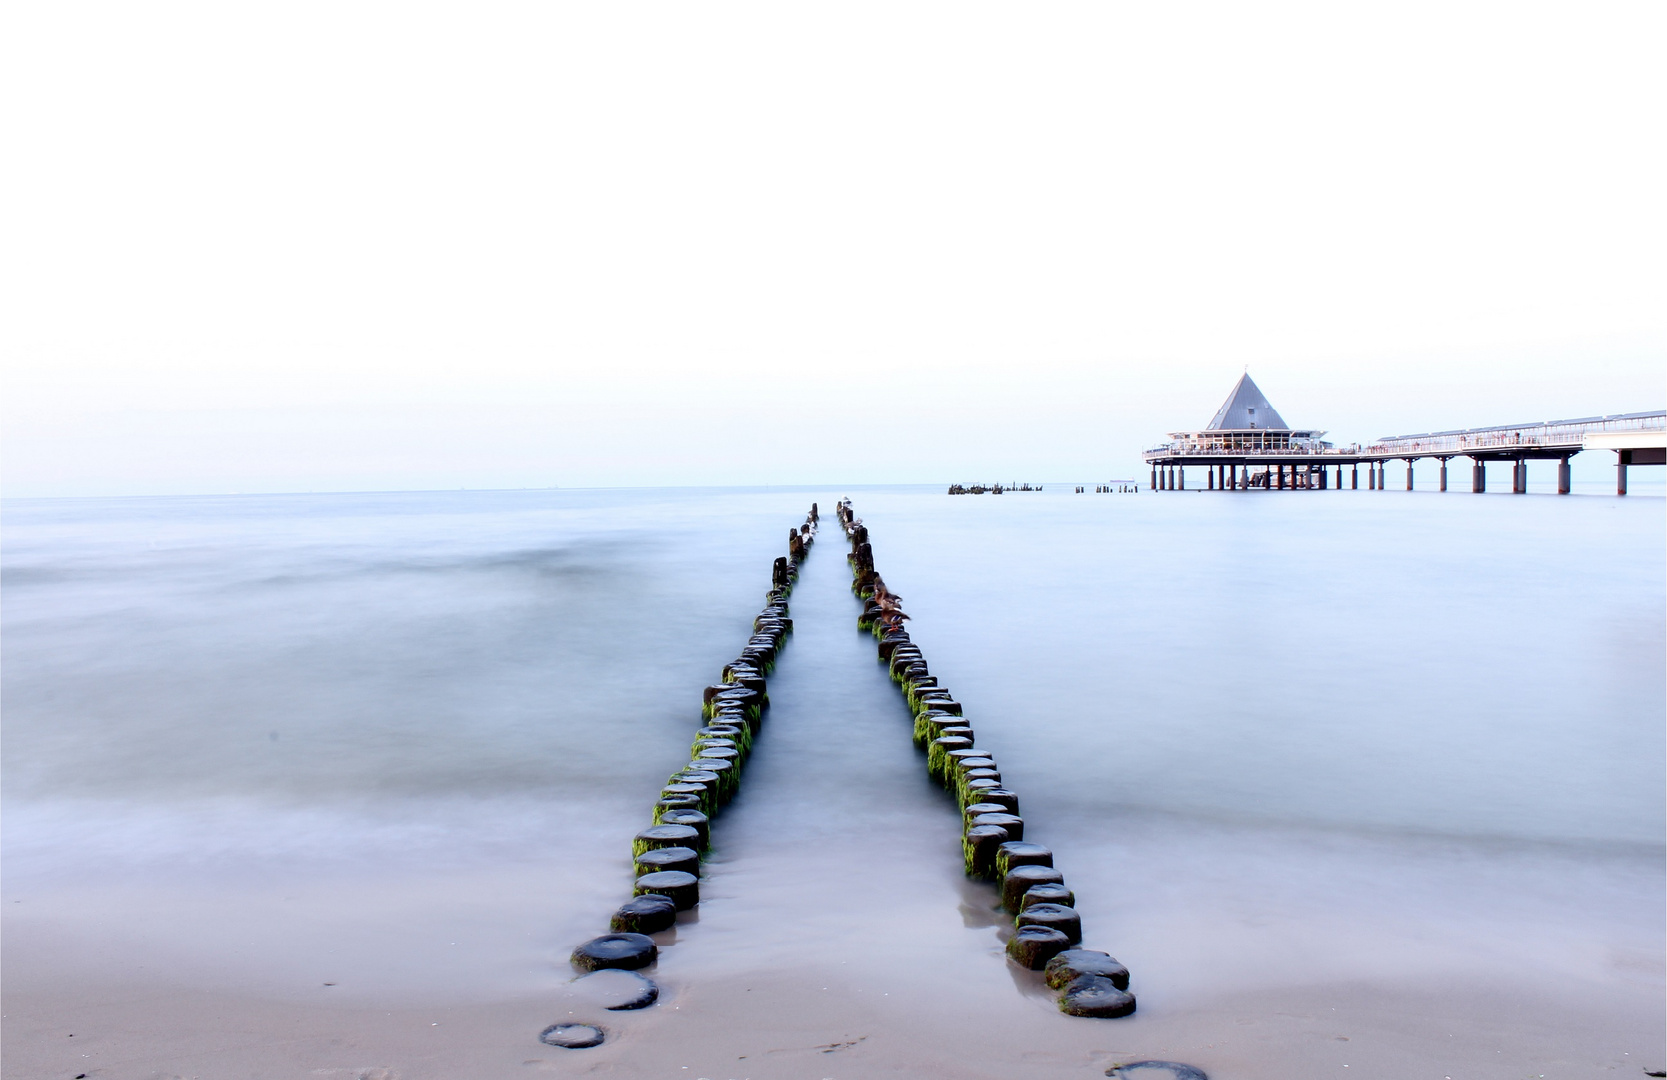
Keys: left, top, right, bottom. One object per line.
{"left": 1368, "top": 412, "right": 1665, "bottom": 457}
{"left": 1142, "top": 444, "right": 1364, "bottom": 458}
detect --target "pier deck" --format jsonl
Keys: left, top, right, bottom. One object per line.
{"left": 1144, "top": 409, "right": 1664, "bottom": 495}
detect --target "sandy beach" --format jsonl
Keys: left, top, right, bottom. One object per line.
{"left": 4, "top": 963, "right": 1660, "bottom": 1078}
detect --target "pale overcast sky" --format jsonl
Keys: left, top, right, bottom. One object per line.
{"left": 4, "top": 2, "right": 1662, "bottom": 495}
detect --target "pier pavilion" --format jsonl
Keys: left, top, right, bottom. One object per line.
{"left": 1144, "top": 374, "right": 1665, "bottom": 494}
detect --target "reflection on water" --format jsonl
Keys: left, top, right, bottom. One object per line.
{"left": 2, "top": 486, "right": 1661, "bottom": 1013}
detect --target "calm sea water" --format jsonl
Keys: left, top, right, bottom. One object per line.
{"left": 3, "top": 486, "right": 1662, "bottom": 1027}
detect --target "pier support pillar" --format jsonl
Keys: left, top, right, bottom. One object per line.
{"left": 1208, "top": 468, "right": 1214, "bottom": 490}
{"left": 1406, "top": 460, "right": 1414, "bottom": 491}
{"left": 1378, "top": 463, "right": 1387, "bottom": 490}
{"left": 1618, "top": 451, "right": 1630, "bottom": 496}
{"left": 1439, "top": 459, "right": 1448, "bottom": 491}
{"left": 1177, "top": 465, "right": 1184, "bottom": 490}
{"left": 1150, "top": 466, "right": 1156, "bottom": 490}
{"left": 1352, "top": 465, "right": 1358, "bottom": 489}
{"left": 1557, "top": 455, "right": 1571, "bottom": 494}
{"left": 1513, "top": 459, "right": 1527, "bottom": 494}
{"left": 1472, "top": 461, "right": 1485, "bottom": 493}
{"left": 1319, "top": 466, "right": 1327, "bottom": 489}
{"left": 1368, "top": 464, "right": 1375, "bottom": 490}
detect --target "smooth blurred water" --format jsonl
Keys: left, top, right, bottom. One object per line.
{"left": 3, "top": 485, "right": 1662, "bottom": 1018}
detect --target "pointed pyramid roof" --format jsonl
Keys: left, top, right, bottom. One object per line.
{"left": 1206, "top": 373, "right": 1289, "bottom": 430}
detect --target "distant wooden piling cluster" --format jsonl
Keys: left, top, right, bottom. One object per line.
{"left": 834, "top": 498, "right": 1136, "bottom": 1019}
{"left": 946, "top": 482, "right": 1042, "bottom": 494}
{"left": 563, "top": 504, "right": 821, "bottom": 1026}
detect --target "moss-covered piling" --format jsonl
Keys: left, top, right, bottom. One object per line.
{"left": 1006, "top": 925, "right": 1071, "bottom": 970}
{"left": 609, "top": 895, "right": 678, "bottom": 934}
{"left": 571, "top": 933, "right": 657, "bottom": 972}
{"left": 963, "top": 823, "right": 1010, "bottom": 878}
{"left": 1002, "top": 865, "right": 1065, "bottom": 912}
{"left": 633, "top": 870, "right": 699, "bottom": 910}
{"left": 1043, "top": 949, "right": 1128, "bottom": 990}
{"left": 635, "top": 846, "right": 700, "bottom": 876}
{"left": 995, "top": 841, "right": 1052, "bottom": 879}
{"left": 632, "top": 824, "right": 701, "bottom": 858}
{"left": 1016, "top": 902, "right": 1083, "bottom": 944}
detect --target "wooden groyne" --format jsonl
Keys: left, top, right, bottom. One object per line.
{"left": 947, "top": 482, "right": 1043, "bottom": 494}
{"left": 833, "top": 498, "right": 1136, "bottom": 1019}
{"left": 554, "top": 503, "right": 821, "bottom": 1048}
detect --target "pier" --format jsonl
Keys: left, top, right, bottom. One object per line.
{"left": 1144, "top": 374, "right": 1665, "bottom": 494}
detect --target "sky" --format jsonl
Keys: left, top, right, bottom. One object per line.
{"left": 3, "top": 1, "right": 1662, "bottom": 496}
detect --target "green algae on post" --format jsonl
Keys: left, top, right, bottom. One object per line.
{"left": 1006, "top": 924, "right": 1071, "bottom": 970}
{"left": 571, "top": 933, "right": 657, "bottom": 972}
{"left": 609, "top": 894, "right": 678, "bottom": 934}
{"left": 634, "top": 845, "right": 700, "bottom": 877}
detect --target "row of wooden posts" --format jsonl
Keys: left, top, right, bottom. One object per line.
{"left": 835, "top": 498, "right": 1137, "bottom": 1019}
{"left": 558, "top": 497, "right": 1135, "bottom": 1037}
{"left": 562, "top": 504, "right": 822, "bottom": 1025}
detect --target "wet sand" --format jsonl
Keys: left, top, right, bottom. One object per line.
{"left": 4, "top": 966, "right": 1659, "bottom": 1079}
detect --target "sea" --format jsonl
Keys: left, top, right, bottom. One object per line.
{"left": 2, "top": 483, "right": 1662, "bottom": 1073}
